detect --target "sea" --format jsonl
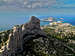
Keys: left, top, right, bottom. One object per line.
{"left": 0, "top": 12, "right": 75, "bottom": 31}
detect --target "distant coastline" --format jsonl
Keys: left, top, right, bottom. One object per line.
{"left": 0, "top": 16, "right": 75, "bottom": 31}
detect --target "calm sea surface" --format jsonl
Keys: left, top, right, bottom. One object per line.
{"left": 0, "top": 12, "right": 75, "bottom": 31}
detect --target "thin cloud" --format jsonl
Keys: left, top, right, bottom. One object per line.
{"left": 0, "top": 0, "right": 56, "bottom": 9}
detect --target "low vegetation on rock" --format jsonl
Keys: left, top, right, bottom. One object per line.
{"left": 0, "top": 16, "right": 75, "bottom": 56}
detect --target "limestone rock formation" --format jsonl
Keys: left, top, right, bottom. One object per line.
{"left": 1, "top": 16, "right": 47, "bottom": 56}
{"left": 1, "top": 16, "right": 74, "bottom": 56}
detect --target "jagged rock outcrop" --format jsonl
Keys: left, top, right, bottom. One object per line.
{"left": 1, "top": 16, "right": 48, "bottom": 56}
{"left": 1, "top": 16, "right": 75, "bottom": 56}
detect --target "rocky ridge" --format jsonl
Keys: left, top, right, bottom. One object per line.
{"left": 1, "top": 16, "right": 75, "bottom": 56}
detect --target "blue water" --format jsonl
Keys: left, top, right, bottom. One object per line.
{"left": 40, "top": 16, "right": 75, "bottom": 26}
{"left": 0, "top": 11, "right": 75, "bottom": 31}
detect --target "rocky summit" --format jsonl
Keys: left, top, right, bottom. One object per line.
{"left": 1, "top": 16, "right": 75, "bottom": 56}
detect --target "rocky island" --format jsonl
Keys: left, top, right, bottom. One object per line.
{"left": 0, "top": 16, "right": 75, "bottom": 56}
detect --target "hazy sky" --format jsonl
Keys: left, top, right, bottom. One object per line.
{"left": 0, "top": 0, "right": 75, "bottom": 16}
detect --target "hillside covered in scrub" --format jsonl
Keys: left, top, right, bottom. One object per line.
{"left": 0, "top": 16, "right": 75, "bottom": 56}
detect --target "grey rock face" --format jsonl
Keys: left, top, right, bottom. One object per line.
{"left": 1, "top": 16, "right": 47, "bottom": 56}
